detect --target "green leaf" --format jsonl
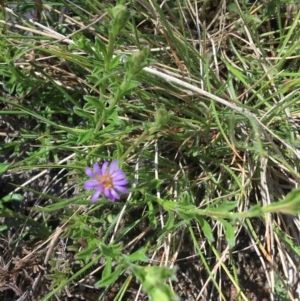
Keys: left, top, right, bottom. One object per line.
{"left": 164, "top": 212, "right": 175, "bottom": 231}
{"left": 94, "top": 36, "right": 107, "bottom": 61}
{"left": 33, "top": 196, "right": 84, "bottom": 212}
{"left": 227, "top": 3, "right": 239, "bottom": 13}
{"left": 1, "top": 193, "right": 24, "bottom": 202}
{"left": 156, "top": 199, "right": 177, "bottom": 211}
{"left": 149, "top": 286, "right": 179, "bottom": 301}
{"left": 196, "top": 216, "right": 214, "bottom": 242}
{"left": 0, "top": 208, "right": 49, "bottom": 238}
{"left": 102, "top": 256, "right": 112, "bottom": 279}
{"left": 76, "top": 243, "right": 97, "bottom": 262}
{"left": 114, "top": 142, "right": 124, "bottom": 158}
{"left": 109, "top": 54, "right": 122, "bottom": 69}
{"left": 176, "top": 209, "right": 195, "bottom": 220}
{"left": 94, "top": 266, "right": 123, "bottom": 288}
{"left": 133, "top": 266, "right": 177, "bottom": 287}
{"left": 118, "top": 80, "right": 140, "bottom": 96}
{"left": 213, "top": 200, "right": 238, "bottom": 212}
{"left": 73, "top": 107, "right": 93, "bottom": 121}
{"left": 132, "top": 265, "right": 178, "bottom": 300}
{"left": 70, "top": 34, "right": 94, "bottom": 55}
{"left": 220, "top": 219, "right": 235, "bottom": 248}
{"left": 77, "top": 129, "right": 93, "bottom": 144}
{"left": 154, "top": 105, "right": 173, "bottom": 129}
{"left": 273, "top": 226, "right": 300, "bottom": 257}
{"left": 262, "top": 187, "right": 300, "bottom": 215}
{"left": 0, "top": 163, "right": 10, "bottom": 175}
{"left": 100, "top": 243, "right": 122, "bottom": 257}
{"left": 127, "top": 248, "right": 148, "bottom": 262}
{"left": 84, "top": 95, "right": 105, "bottom": 111}
{"left": 147, "top": 200, "right": 158, "bottom": 228}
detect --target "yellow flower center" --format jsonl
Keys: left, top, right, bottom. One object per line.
{"left": 96, "top": 174, "right": 113, "bottom": 189}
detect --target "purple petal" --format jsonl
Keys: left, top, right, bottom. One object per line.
{"left": 109, "top": 188, "right": 121, "bottom": 201}
{"left": 101, "top": 161, "right": 109, "bottom": 175}
{"left": 94, "top": 162, "right": 101, "bottom": 175}
{"left": 103, "top": 188, "right": 119, "bottom": 202}
{"left": 109, "top": 160, "right": 118, "bottom": 173}
{"left": 91, "top": 188, "right": 102, "bottom": 202}
{"left": 103, "top": 189, "right": 112, "bottom": 200}
{"left": 104, "top": 188, "right": 119, "bottom": 201}
{"left": 113, "top": 179, "right": 129, "bottom": 186}
{"left": 114, "top": 185, "right": 129, "bottom": 194}
{"left": 84, "top": 180, "right": 99, "bottom": 190}
{"left": 111, "top": 170, "right": 126, "bottom": 180}
{"left": 107, "top": 194, "right": 115, "bottom": 202}
{"left": 85, "top": 167, "right": 95, "bottom": 178}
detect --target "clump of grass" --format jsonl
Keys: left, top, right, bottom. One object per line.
{"left": 1, "top": 1, "right": 300, "bottom": 301}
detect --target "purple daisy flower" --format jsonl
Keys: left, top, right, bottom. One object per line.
{"left": 84, "top": 160, "right": 129, "bottom": 202}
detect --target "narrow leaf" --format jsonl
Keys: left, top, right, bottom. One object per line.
{"left": 196, "top": 216, "right": 214, "bottom": 242}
